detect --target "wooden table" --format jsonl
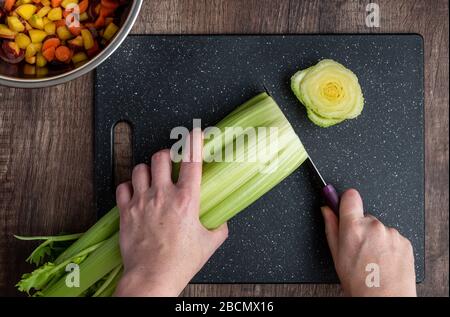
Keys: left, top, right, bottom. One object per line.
{"left": 0, "top": 0, "right": 448, "bottom": 297}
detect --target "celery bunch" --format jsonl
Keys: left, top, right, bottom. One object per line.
{"left": 16, "top": 92, "right": 307, "bottom": 297}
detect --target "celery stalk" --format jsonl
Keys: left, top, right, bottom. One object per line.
{"left": 200, "top": 124, "right": 293, "bottom": 216}
{"left": 92, "top": 265, "right": 123, "bottom": 297}
{"left": 54, "top": 206, "right": 120, "bottom": 264}
{"left": 14, "top": 233, "right": 84, "bottom": 266}
{"left": 16, "top": 241, "right": 105, "bottom": 294}
{"left": 43, "top": 233, "right": 121, "bottom": 297}
{"left": 200, "top": 138, "right": 307, "bottom": 228}
{"left": 18, "top": 92, "right": 308, "bottom": 297}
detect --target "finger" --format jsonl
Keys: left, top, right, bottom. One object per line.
{"left": 177, "top": 129, "right": 203, "bottom": 191}
{"left": 321, "top": 206, "right": 339, "bottom": 261}
{"left": 151, "top": 149, "right": 173, "bottom": 187}
{"left": 131, "top": 163, "right": 151, "bottom": 194}
{"left": 208, "top": 222, "right": 229, "bottom": 249}
{"left": 339, "top": 188, "right": 365, "bottom": 224}
{"left": 116, "top": 181, "right": 133, "bottom": 210}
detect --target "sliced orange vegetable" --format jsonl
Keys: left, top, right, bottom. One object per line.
{"left": 4, "top": 0, "right": 16, "bottom": 12}
{"left": 2, "top": 0, "right": 126, "bottom": 70}
{"left": 55, "top": 19, "right": 66, "bottom": 27}
{"left": 55, "top": 45, "right": 72, "bottom": 62}
{"left": 63, "top": 8, "right": 71, "bottom": 18}
{"left": 42, "top": 46, "right": 55, "bottom": 61}
{"left": 94, "top": 15, "right": 105, "bottom": 28}
{"left": 68, "top": 25, "right": 82, "bottom": 36}
{"left": 101, "top": 0, "right": 119, "bottom": 10}
{"left": 78, "top": 0, "right": 89, "bottom": 13}
{"left": 42, "top": 37, "right": 60, "bottom": 51}
{"left": 99, "top": 6, "right": 115, "bottom": 18}
{"left": 51, "top": 0, "right": 62, "bottom": 8}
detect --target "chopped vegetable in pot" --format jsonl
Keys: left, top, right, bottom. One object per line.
{"left": 0, "top": 0, "right": 130, "bottom": 76}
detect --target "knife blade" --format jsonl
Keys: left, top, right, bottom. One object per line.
{"left": 262, "top": 84, "right": 340, "bottom": 215}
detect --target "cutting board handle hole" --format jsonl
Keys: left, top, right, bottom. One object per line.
{"left": 113, "top": 121, "right": 133, "bottom": 187}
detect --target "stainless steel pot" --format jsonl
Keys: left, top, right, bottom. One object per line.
{"left": 0, "top": 0, "right": 143, "bottom": 88}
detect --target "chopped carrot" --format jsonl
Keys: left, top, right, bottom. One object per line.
{"left": 79, "top": 0, "right": 89, "bottom": 13}
{"left": 51, "top": 0, "right": 62, "bottom": 8}
{"left": 4, "top": 0, "right": 16, "bottom": 12}
{"left": 55, "top": 19, "right": 67, "bottom": 28}
{"left": 55, "top": 45, "right": 72, "bottom": 62}
{"left": 101, "top": 0, "right": 119, "bottom": 10}
{"left": 99, "top": 6, "right": 116, "bottom": 17}
{"left": 42, "top": 46, "right": 56, "bottom": 62}
{"left": 68, "top": 25, "right": 82, "bottom": 36}
{"left": 63, "top": 8, "right": 71, "bottom": 19}
{"left": 1, "top": 0, "right": 126, "bottom": 68}
{"left": 42, "top": 37, "right": 61, "bottom": 52}
{"left": 94, "top": 15, "right": 106, "bottom": 28}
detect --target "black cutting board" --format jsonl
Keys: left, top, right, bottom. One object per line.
{"left": 94, "top": 35, "right": 424, "bottom": 283}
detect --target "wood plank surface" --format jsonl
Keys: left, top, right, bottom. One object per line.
{"left": 0, "top": 0, "right": 448, "bottom": 297}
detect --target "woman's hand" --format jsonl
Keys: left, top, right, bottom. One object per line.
{"left": 114, "top": 130, "right": 228, "bottom": 297}
{"left": 322, "top": 189, "right": 416, "bottom": 297}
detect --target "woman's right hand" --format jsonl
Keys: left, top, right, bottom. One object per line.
{"left": 321, "top": 189, "right": 417, "bottom": 297}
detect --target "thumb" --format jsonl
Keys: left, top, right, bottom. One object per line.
{"left": 208, "top": 222, "right": 229, "bottom": 249}
{"left": 321, "top": 206, "right": 339, "bottom": 261}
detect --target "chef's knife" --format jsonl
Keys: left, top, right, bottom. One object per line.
{"left": 262, "top": 85, "right": 340, "bottom": 215}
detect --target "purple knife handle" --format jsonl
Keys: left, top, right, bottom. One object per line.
{"left": 322, "top": 184, "right": 340, "bottom": 215}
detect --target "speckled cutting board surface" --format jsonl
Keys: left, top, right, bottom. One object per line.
{"left": 94, "top": 35, "right": 424, "bottom": 283}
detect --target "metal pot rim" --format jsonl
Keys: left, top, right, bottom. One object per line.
{"left": 0, "top": 0, "right": 143, "bottom": 89}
